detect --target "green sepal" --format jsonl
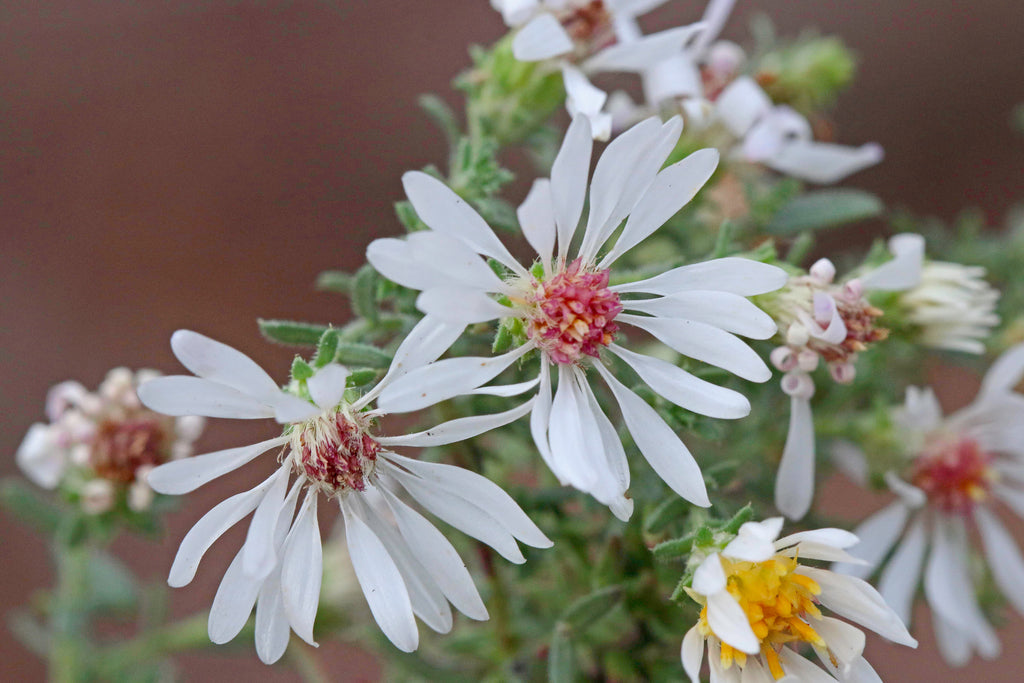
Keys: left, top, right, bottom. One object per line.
{"left": 291, "top": 356, "right": 315, "bottom": 382}
{"left": 346, "top": 368, "right": 380, "bottom": 387}
{"left": 313, "top": 328, "right": 341, "bottom": 368}
{"left": 258, "top": 319, "right": 329, "bottom": 346}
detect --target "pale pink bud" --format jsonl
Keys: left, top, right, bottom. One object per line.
{"left": 842, "top": 279, "right": 864, "bottom": 301}
{"left": 786, "top": 322, "right": 810, "bottom": 347}
{"left": 781, "top": 372, "right": 815, "bottom": 400}
{"left": 809, "top": 258, "right": 836, "bottom": 284}
{"left": 770, "top": 346, "right": 798, "bottom": 372}
{"left": 45, "top": 381, "right": 87, "bottom": 421}
{"left": 829, "top": 362, "right": 856, "bottom": 384}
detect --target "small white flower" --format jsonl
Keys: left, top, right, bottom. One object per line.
{"left": 683, "top": 518, "right": 917, "bottom": 682}
{"left": 716, "top": 76, "right": 884, "bottom": 184}
{"left": 368, "top": 115, "right": 786, "bottom": 520}
{"left": 16, "top": 368, "right": 204, "bottom": 513}
{"left": 833, "top": 343, "right": 1024, "bottom": 666}
{"left": 138, "top": 327, "right": 551, "bottom": 663}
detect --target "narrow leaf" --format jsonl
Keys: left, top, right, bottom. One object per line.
{"left": 768, "top": 189, "right": 884, "bottom": 234}
{"left": 258, "top": 319, "right": 328, "bottom": 346}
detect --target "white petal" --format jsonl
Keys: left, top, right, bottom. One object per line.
{"left": 531, "top": 357, "right": 558, "bottom": 478}
{"left": 170, "top": 330, "right": 280, "bottom": 400}
{"left": 546, "top": 365, "right": 601, "bottom": 491}
{"left": 831, "top": 502, "right": 909, "bottom": 578}
{"left": 517, "top": 178, "right": 556, "bottom": 268}
{"left": 766, "top": 141, "right": 884, "bottom": 185}
{"left": 613, "top": 258, "right": 787, "bottom": 297}
{"left": 618, "top": 314, "right": 770, "bottom": 382}
{"left": 577, "top": 372, "right": 633, "bottom": 519}
{"left": 139, "top": 376, "right": 275, "bottom": 419}
{"left": 254, "top": 578, "right": 291, "bottom": 664}
{"left": 859, "top": 233, "right": 925, "bottom": 292}
{"left": 380, "top": 487, "right": 488, "bottom": 621}
{"left": 16, "top": 424, "right": 64, "bottom": 489}
{"left": 270, "top": 393, "right": 321, "bottom": 424}
{"left": 470, "top": 376, "right": 541, "bottom": 397}
{"left": 366, "top": 237, "right": 457, "bottom": 291}
{"left": 341, "top": 497, "right": 419, "bottom": 652}
{"left": 641, "top": 53, "right": 702, "bottom": 105}
{"left": 777, "top": 649, "right": 837, "bottom": 682}
{"left": 602, "top": 148, "right": 720, "bottom": 266}
{"left": 801, "top": 566, "right": 917, "bottom": 647}
{"left": 380, "top": 457, "right": 552, "bottom": 550}
{"left": 975, "top": 506, "right": 1024, "bottom": 614}
{"left": 208, "top": 548, "right": 262, "bottom": 644}
{"left": 306, "top": 363, "right": 349, "bottom": 412}
{"left": 693, "top": 553, "right": 727, "bottom": 594}
{"left": 585, "top": 24, "right": 705, "bottom": 73}
{"left": 723, "top": 524, "right": 778, "bottom": 563}
{"left": 681, "top": 625, "right": 705, "bottom": 681}
{"left": 979, "top": 342, "right": 1024, "bottom": 400}
{"left": 708, "top": 590, "right": 760, "bottom": 654}
{"left": 550, "top": 115, "right": 593, "bottom": 260}
{"left": 280, "top": 491, "right": 322, "bottom": 646}
{"left": 774, "top": 395, "right": 815, "bottom": 520}
{"left": 376, "top": 343, "right": 532, "bottom": 414}
{"left": 610, "top": 343, "right": 751, "bottom": 419}
{"left": 375, "top": 316, "right": 465, "bottom": 391}
{"left": 401, "top": 171, "right": 522, "bottom": 273}
{"left": 416, "top": 287, "right": 510, "bottom": 324}
{"left": 776, "top": 528, "right": 859, "bottom": 552}
{"left": 876, "top": 514, "right": 927, "bottom": 626}
{"left": 715, "top": 76, "right": 772, "bottom": 136}
{"left": 404, "top": 230, "right": 510, "bottom": 291}
{"left": 622, "top": 291, "right": 776, "bottom": 340}
{"left": 561, "top": 65, "right": 609, "bottom": 140}
{"left": 777, "top": 541, "right": 864, "bottom": 564}
{"left": 830, "top": 440, "right": 869, "bottom": 487}
{"left": 168, "top": 475, "right": 278, "bottom": 587}
{"left": 594, "top": 362, "right": 710, "bottom": 506}
{"left": 809, "top": 293, "right": 847, "bottom": 344}
{"left": 932, "top": 611, "right": 973, "bottom": 667}
{"left": 512, "top": 13, "right": 573, "bottom": 60}
{"left": 814, "top": 616, "right": 866, "bottom": 668}
{"left": 377, "top": 398, "right": 536, "bottom": 448}
{"left": 741, "top": 107, "right": 811, "bottom": 162}
{"left": 242, "top": 467, "right": 290, "bottom": 580}
{"left": 693, "top": 0, "right": 737, "bottom": 54}
{"left": 994, "top": 483, "right": 1024, "bottom": 517}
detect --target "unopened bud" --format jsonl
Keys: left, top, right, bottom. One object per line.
{"left": 829, "top": 362, "right": 856, "bottom": 384}
{"left": 786, "top": 322, "right": 810, "bottom": 347}
{"left": 809, "top": 258, "right": 836, "bottom": 284}
{"left": 770, "top": 346, "right": 798, "bottom": 372}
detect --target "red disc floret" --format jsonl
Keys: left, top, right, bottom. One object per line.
{"left": 910, "top": 436, "right": 995, "bottom": 514}
{"left": 92, "top": 417, "right": 170, "bottom": 483}
{"left": 296, "top": 412, "right": 379, "bottom": 494}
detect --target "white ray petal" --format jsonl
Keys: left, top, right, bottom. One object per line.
{"left": 715, "top": 77, "right": 771, "bottom": 136}
{"left": 518, "top": 178, "right": 556, "bottom": 270}
{"left": 307, "top": 363, "right": 349, "bottom": 412}
{"left": 708, "top": 590, "right": 760, "bottom": 654}
{"left": 512, "top": 13, "right": 573, "bottom": 60}
{"left": 280, "top": 491, "right": 322, "bottom": 647}
{"left": 585, "top": 24, "right": 705, "bottom": 73}
{"left": 681, "top": 625, "right": 705, "bottom": 681}
{"left": 377, "top": 398, "right": 536, "bottom": 448}
{"left": 373, "top": 316, "right": 466, "bottom": 393}
{"left": 366, "top": 237, "right": 461, "bottom": 290}
{"left": 975, "top": 506, "right": 1024, "bottom": 614}
{"left": 168, "top": 475, "right": 278, "bottom": 587}
{"left": 401, "top": 171, "right": 523, "bottom": 274}
{"left": 531, "top": 357, "right": 559, "bottom": 479}
{"left": 470, "top": 376, "right": 541, "bottom": 397}
{"left": 602, "top": 148, "right": 720, "bottom": 266}
{"left": 693, "top": 553, "right": 726, "bottom": 594}
{"left": 254, "top": 578, "right": 290, "bottom": 664}
{"left": 170, "top": 330, "right": 280, "bottom": 399}
{"left": 767, "top": 141, "right": 884, "bottom": 185}
{"left": 801, "top": 566, "right": 917, "bottom": 647}
{"left": 622, "top": 291, "right": 776, "bottom": 340}
{"left": 547, "top": 365, "right": 601, "bottom": 491}
{"left": 594, "top": 362, "right": 710, "bottom": 506}
{"left": 405, "top": 230, "right": 511, "bottom": 292}
{"left": 814, "top": 616, "right": 866, "bottom": 669}
{"left": 776, "top": 528, "right": 858, "bottom": 551}
{"left": 416, "top": 287, "right": 510, "bottom": 324}
{"left": 610, "top": 343, "right": 751, "bottom": 419}
{"left": 876, "top": 514, "right": 927, "bottom": 626}
{"left": 693, "top": 0, "right": 737, "bottom": 54}
{"left": 139, "top": 376, "right": 275, "bottom": 419}
{"left": 777, "top": 541, "right": 864, "bottom": 564}
{"left": 979, "top": 342, "right": 1024, "bottom": 400}
{"left": 932, "top": 611, "right": 973, "bottom": 667}
{"left": 550, "top": 115, "right": 593, "bottom": 260}
{"left": 562, "top": 64, "right": 611, "bottom": 141}
{"left": 16, "top": 424, "right": 64, "bottom": 489}
{"left": 242, "top": 467, "right": 290, "bottom": 580}
{"left": 831, "top": 503, "right": 909, "bottom": 578}
{"left": 619, "top": 314, "right": 770, "bottom": 382}
{"left": 577, "top": 371, "right": 633, "bottom": 520}
{"left": 860, "top": 233, "right": 925, "bottom": 292}
{"left": 775, "top": 395, "right": 815, "bottom": 520}
{"left": 208, "top": 549, "right": 262, "bottom": 644}
{"left": 777, "top": 649, "right": 837, "bottom": 682}
{"left": 341, "top": 497, "right": 419, "bottom": 652}
{"left": 613, "top": 258, "right": 787, "bottom": 297}
{"left": 376, "top": 343, "right": 532, "bottom": 414}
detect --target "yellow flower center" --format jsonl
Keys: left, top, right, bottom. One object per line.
{"left": 697, "top": 555, "right": 823, "bottom": 680}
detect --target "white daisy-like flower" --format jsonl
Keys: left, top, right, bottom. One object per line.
{"left": 138, "top": 326, "right": 551, "bottom": 663}
{"left": 683, "top": 517, "right": 917, "bottom": 682}
{"left": 367, "top": 114, "right": 786, "bottom": 520}
{"left": 716, "top": 76, "right": 883, "bottom": 184}
{"left": 16, "top": 367, "right": 204, "bottom": 513}
{"left": 495, "top": 0, "right": 710, "bottom": 139}
{"left": 832, "top": 343, "right": 1024, "bottom": 666}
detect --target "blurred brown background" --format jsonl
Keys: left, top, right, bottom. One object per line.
{"left": 2, "top": 1, "right": 1023, "bottom": 680}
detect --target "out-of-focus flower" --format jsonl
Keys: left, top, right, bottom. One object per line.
{"left": 833, "top": 344, "right": 1024, "bottom": 666}
{"left": 682, "top": 517, "right": 917, "bottom": 681}
{"left": 15, "top": 368, "right": 204, "bottom": 514}
{"left": 369, "top": 114, "right": 786, "bottom": 520}
{"left": 139, "top": 328, "right": 551, "bottom": 663}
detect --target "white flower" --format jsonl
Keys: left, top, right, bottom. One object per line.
{"left": 138, "top": 327, "right": 551, "bottom": 663}
{"left": 496, "top": 0, "right": 709, "bottom": 139}
{"left": 897, "top": 264, "right": 1000, "bottom": 355}
{"left": 832, "top": 343, "right": 1024, "bottom": 666}
{"left": 683, "top": 518, "right": 917, "bottom": 682}
{"left": 769, "top": 235, "right": 925, "bottom": 520}
{"left": 716, "top": 76, "right": 884, "bottom": 184}
{"left": 15, "top": 368, "right": 204, "bottom": 512}
{"left": 368, "top": 114, "right": 786, "bottom": 520}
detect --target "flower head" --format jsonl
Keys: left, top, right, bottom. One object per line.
{"left": 139, "top": 327, "right": 551, "bottom": 662}
{"left": 833, "top": 343, "right": 1024, "bottom": 665}
{"left": 16, "top": 368, "right": 203, "bottom": 513}
{"left": 368, "top": 115, "right": 786, "bottom": 519}
{"left": 683, "top": 518, "right": 916, "bottom": 681}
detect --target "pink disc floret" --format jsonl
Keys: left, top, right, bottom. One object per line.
{"left": 910, "top": 436, "right": 996, "bottom": 514}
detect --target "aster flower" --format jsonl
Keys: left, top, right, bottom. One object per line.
{"left": 494, "top": 0, "right": 710, "bottom": 139}
{"left": 367, "top": 114, "right": 786, "bottom": 520}
{"left": 16, "top": 367, "right": 204, "bottom": 514}
{"left": 715, "top": 76, "right": 883, "bottom": 184}
{"left": 138, "top": 326, "right": 551, "bottom": 663}
{"left": 832, "top": 343, "right": 1024, "bottom": 666}
{"left": 682, "top": 517, "right": 917, "bottom": 682}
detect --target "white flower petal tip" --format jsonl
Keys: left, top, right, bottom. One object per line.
{"left": 16, "top": 424, "right": 64, "bottom": 490}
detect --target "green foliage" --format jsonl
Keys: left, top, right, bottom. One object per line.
{"left": 258, "top": 319, "right": 329, "bottom": 346}
{"left": 767, "top": 189, "right": 884, "bottom": 234}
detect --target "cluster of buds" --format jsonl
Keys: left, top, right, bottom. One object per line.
{"left": 16, "top": 368, "right": 204, "bottom": 514}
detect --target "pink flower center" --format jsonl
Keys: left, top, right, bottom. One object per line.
{"left": 910, "top": 437, "right": 996, "bottom": 514}
{"left": 92, "top": 416, "right": 171, "bottom": 483}
{"left": 809, "top": 293, "right": 888, "bottom": 365}
{"left": 525, "top": 259, "right": 622, "bottom": 365}
{"left": 291, "top": 411, "right": 379, "bottom": 496}
{"left": 559, "top": 1, "right": 614, "bottom": 56}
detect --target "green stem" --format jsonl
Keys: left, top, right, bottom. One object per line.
{"left": 49, "top": 542, "right": 91, "bottom": 683}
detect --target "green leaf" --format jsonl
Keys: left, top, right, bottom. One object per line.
{"left": 652, "top": 536, "right": 695, "bottom": 562}
{"left": 352, "top": 265, "right": 380, "bottom": 324}
{"left": 316, "top": 270, "right": 352, "bottom": 293}
{"left": 768, "top": 189, "right": 884, "bottom": 235}
{"left": 560, "top": 585, "right": 623, "bottom": 632}
{"left": 418, "top": 94, "right": 461, "bottom": 150}
{"left": 0, "top": 478, "right": 62, "bottom": 535}
{"left": 346, "top": 369, "right": 380, "bottom": 386}
{"left": 86, "top": 550, "right": 137, "bottom": 611}
{"left": 335, "top": 343, "right": 392, "bottom": 368}
{"left": 258, "top": 319, "right": 329, "bottom": 346}
{"left": 547, "top": 623, "right": 577, "bottom": 683}
{"left": 314, "top": 329, "right": 341, "bottom": 368}
{"left": 644, "top": 496, "right": 692, "bottom": 535}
